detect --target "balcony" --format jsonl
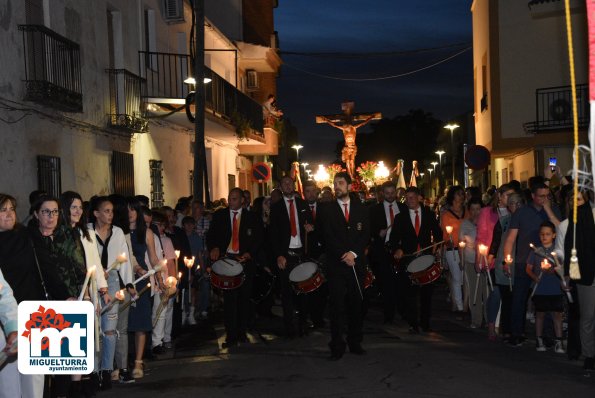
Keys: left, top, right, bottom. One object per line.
{"left": 18, "top": 25, "right": 82, "bottom": 112}
{"left": 138, "top": 51, "right": 263, "bottom": 137}
{"left": 106, "top": 69, "right": 148, "bottom": 133}
{"left": 523, "top": 84, "right": 589, "bottom": 134}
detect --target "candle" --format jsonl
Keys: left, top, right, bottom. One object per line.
{"left": 166, "top": 276, "right": 177, "bottom": 287}
{"left": 478, "top": 244, "right": 488, "bottom": 257}
{"left": 458, "top": 241, "right": 466, "bottom": 249}
{"left": 115, "top": 289, "right": 125, "bottom": 301}
{"left": 174, "top": 250, "right": 180, "bottom": 260}
{"left": 540, "top": 259, "right": 551, "bottom": 270}
{"left": 505, "top": 254, "right": 513, "bottom": 264}
{"left": 445, "top": 225, "right": 453, "bottom": 235}
{"left": 78, "top": 265, "right": 96, "bottom": 301}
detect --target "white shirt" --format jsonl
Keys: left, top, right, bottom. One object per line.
{"left": 227, "top": 208, "right": 243, "bottom": 254}
{"left": 408, "top": 206, "right": 422, "bottom": 230}
{"left": 284, "top": 196, "right": 302, "bottom": 249}
{"left": 337, "top": 198, "right": 350, "bottom": 220}
{"left": 384, "top": 200, "right": 400, "bottom": 243}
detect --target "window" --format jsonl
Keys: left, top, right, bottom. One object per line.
{"left": 150, "top": 160, "right": 164, "bottom": 208}
{"left": 228, "top": 174, "right": 236, "bottom": 191}
{"left": 144, "top": 9, "right": 157, "bottom": 70}
{"left": 112, "top": 151, "right": 135, "bottom": 197}
{"left": 37, "top": 155, "right": 61, "bottom": 197}
{"left": 246, "top": 70, "right": 259, "bottom": 90}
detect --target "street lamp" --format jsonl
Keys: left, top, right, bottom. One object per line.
{"left": 301, "top": 162, "right": 309, "bottom": 169}
{"left": 435, "top": 150, "right": 445, "bottom": 192}
{"left": 427, "top": 168, "right": 434, "bottom": 197}
{"left": 444, "top": 123, "right": 459, "bottom": 185}
{"left": 291, "top": 144, "right": 303, "bottom": 162}
{"left": 431, "top": 161, "right": 438, "bottom": 172}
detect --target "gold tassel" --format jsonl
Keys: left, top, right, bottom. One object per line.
{"left": 569, "top": 248, "right": 581, "bottom": 280}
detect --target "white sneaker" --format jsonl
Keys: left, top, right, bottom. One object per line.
{"left": 554, "top": 340, "right": 565, "bottom": 354}
{"left": 536, "top": 337, "right": 546, "bottom": 352}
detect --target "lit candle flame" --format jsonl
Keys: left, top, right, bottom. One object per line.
{"left": 505, "top": 254, "right": 513, "bottom": 264}
{"left": 445, "top": 225, "right": 453, "bottom": 235}
{"left": 117, "top": 252, "right": 127, "bottom": 263}
{"left": 184, "top": 257, "right": 194, "bottom": 268}
{"left": 541, "top": 259, "right": 551, "bottom": 270}
{"left": 458, "top": 241, "right": 466, "bottom": 249}
{"left": 178, "top": 272, "right": 182, "bottom": 279}
{"left": 478, "top": 244, "right": 488, "bottom": 256}
{"left": 174, "top": 250, "right": 180, "bottom": 260}
{"left": 115, "top": 290, "right": 125, "bottom": 301}
{"left": 166, "top": 276, "right": 177, "bottom": 287}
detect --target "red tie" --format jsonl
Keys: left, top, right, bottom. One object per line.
{"left": 389, "top": 203, "right": 394, "bottom": 225}
{"left": 231, "top": 211, "right": 240, "bottom": 252}
{"left": 343, "top": 203, "right": 349, "bottom": 222}
{"left": 288, "top": 200, "right": 297, "bottom": 237}
{"left": 310, "top": 204, "right": 316, "bottom": 222}
{"left": 414, "top": 210, "right": 420, "bottom": 236}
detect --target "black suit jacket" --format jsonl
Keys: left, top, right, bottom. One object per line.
{"left": 389, "top": 205, "right": 442, "bottom": 257}
{"left": 269, "top": 196, "right": 313, "bottom": 258}
{"left": 320, "top": 199, "right": 370, "bottom": 274}
{"left": 206, "top": 208, "right": 263, "bottom": 259}
{"left": 369, "top": 201, "right": 407, "bottom": 259}
{"left": 306, "top": 201, "right": 325, "bottom": 258}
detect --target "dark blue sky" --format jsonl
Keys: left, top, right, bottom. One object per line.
{"left": 274, "top": 0, "right": 473, "bottom": 164}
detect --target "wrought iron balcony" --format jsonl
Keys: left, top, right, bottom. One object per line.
{"left": 106, "top": 69, "right": 148, "bottom": 133}
{"left": 139, "top": 51, "right": 263, "bottom": 136}
{"left": 524, "top": 84, "right": 589, "bottom": 134}
{"left": 18, "top": 25, "right": 82, "bottom": 112}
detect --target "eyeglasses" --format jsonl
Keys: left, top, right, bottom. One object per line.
{"left": 40, "top": 209, "right": 60, "bottom": 217}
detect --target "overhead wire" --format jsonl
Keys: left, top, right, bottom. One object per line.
{"left": 281, "top": 46, "right": 471, "bottom": 81}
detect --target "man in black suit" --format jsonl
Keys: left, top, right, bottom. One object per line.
{"left": 369, "top": 180, "right": 406, "bottom": 324}
{"left": 389, "top": 186, "right": 443, "bottom": 333}
{"left": 269, "top": 175, "right": 314, "bottom": 336}
{"left": 320, "top": 172, "right": 370, "bottom": 360}
{"left": 303, "top": 180, "right": 327, "bottom": 328}
{"left": 207, "top": 188, "right": 263, "bottom": 347}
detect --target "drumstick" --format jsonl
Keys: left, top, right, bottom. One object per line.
{"left": 402, "top": 240, "right": 447, "bottom": 258}
{"left": 352, "top": 266, "right": 364, "bottom": 301}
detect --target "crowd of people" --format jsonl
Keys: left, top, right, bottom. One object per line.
{"left": 0, "top": 166, "right": 593, "bottom": 398}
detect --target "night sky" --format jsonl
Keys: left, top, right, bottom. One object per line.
{"left": 274, "top": 0, "right": 474, "bottom": 165}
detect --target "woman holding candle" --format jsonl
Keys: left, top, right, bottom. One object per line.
{"left": 440, "top": 186, "right": 467, "bottom": 316}
{"left": 487, "top": 193, "right": 524, "bottom": 342}
{"left": 89, "top": 196, "right": 135, "bottom": 389}
{"left": 458, "top": 198, "right": 484, "bottom": 328}
{"left": 525, "top": 221, "right": 565, "bottom": 353}
{"left": 0, "top": 193, "right": 46, "bottom": 397}
{"left": 126, "top": 197, "right": 162, "bottom": 379}
{"left": 477, "top": 184, "right": 515, "bottom": 340}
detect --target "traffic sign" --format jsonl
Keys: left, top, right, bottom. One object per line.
{"left": 252, "top": 162, "right": 272, "bottom": 182}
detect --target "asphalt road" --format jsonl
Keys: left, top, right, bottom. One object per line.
{"left": 100, "top": 283, "right": 595, "bottom": 398}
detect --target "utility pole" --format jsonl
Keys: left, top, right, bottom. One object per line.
{"left": 192, "top": 0, "right": 209, "bottom": 204}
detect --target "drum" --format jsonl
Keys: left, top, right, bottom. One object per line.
{"left": 211, "top": 258, "right": 245, "bottom": 290}
{"left": 288, "top": 261, "right": 325, "bottom": 294}
{"left": 407, "top": 255, "right": 442, "bottom": 285}
{"left": 363, "top": 266, "right": 375, "bottom": 290}
{"left": 251, "top": 267, "right": 276, "bottom": 304}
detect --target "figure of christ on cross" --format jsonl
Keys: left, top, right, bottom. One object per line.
{"left": 316, "top": 101, "right": 381, "bottom": 178}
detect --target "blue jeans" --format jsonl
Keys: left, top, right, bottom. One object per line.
{"left": 511, "top": 272, "right": 532, "bottom": 337}
{"left": 100, "top": 271, "right": 120, "bottom": 371}
{"left": 196, "top": 269, "right": 210, "bottom": 313}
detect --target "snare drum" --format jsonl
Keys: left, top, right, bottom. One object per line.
{"left": 211, "top": 258, "right": 245, "bottom": 290}
{"left": 289, "top": 262, "right": 325, "bottom": 294}
{"left": 407, "top": 255, "right": 442, "bottom": 285}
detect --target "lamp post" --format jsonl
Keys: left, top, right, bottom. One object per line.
{"left": 427, "top": 168, "right": 434, "bottom": 198}
{"left": 435, "top": 150, "right": 445, "bottom": 191}
{"left": 444, "top": 123, "right": 459, "bottom": 186}
{"left": 291, "top": 144, "right": 303, "bottom": 163}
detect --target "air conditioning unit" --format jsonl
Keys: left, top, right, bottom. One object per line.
{"left": 246, "top": 70, "right": 259, "bottom": 91}
{"left": 162, "top": 0, "right": 184, "bottom": 22}
{"left": 548, "top": 98, "right": 571, "bottom": 121}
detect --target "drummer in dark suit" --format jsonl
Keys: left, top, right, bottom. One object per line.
{"left": 320, "top": 172, "right": 370, "bottom": 360}
{"left": 389, "top": 186, "right": 443, "bottom": 333}
{"left": 207, "top": 188, "right": 263, "bottom": 348}
{"left": 303, "top": 180, "right": 327, "bottom": 328}
{"left": 369, "top": 180, "right": 406, "bottom": 323}
{"left": 269, "top": 175, "right": 314, "bottom": 337}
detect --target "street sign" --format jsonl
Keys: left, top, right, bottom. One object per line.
{"left": 252, "top": 162, "right": 272, "bottom": 182}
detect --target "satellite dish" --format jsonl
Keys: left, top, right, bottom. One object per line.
{"left": 465, "top": 145, "right": 491, "bottom": 170}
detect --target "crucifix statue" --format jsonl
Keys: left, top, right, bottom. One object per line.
{"left": 316, "top": 101, "right": 381, "bottom": 178}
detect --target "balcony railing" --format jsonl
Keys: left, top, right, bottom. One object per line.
{"left": 106, "top": 69, "right": 148, "bottom": 133}
{"left": 524, "top": 84, "right": 589, "bottom": 133}
{"left": 139, "top": 51, "right": 263, "bottom": 135}
{"left": 18, "top": 24, "right": 82, "bottom": 112}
